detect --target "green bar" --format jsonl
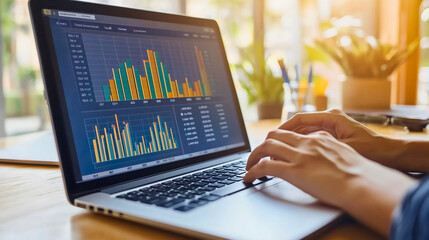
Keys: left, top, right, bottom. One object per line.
{"left": 102, "top": 85, "right": 111, "bottom": 101}
{"left": 106, "top": 134, "right": 114, "bottom": 160}
{"left": 177, "top": 82, "right": 184, "bottom": 95}
{"left": 154, "top": 52, "right": 167, "bottom": 98}
{"left": 199, "top": 80, "right": 206, "bottom": 96}
{"left": 144, "top": 62, "right": 157, "bottom": 99}
{"left": 122, "top": 130, "right": 129, "bottom": 157}
{"left": 134, "top": 68, "right": 144, "bottom": 100}
{"left": 119, "top": 62, "right": 132, "bottom": 100}
{"left": 114, "top": 69, "right": 124, "bottom": 101}
{"left": 162, "top": 64, "right": 172, "bottom": 93}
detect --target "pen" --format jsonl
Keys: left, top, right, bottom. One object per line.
{"left": 277, "top": 58, "right": 290, "bottom": 84}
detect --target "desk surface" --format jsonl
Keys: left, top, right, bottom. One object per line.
{"left": 1, "top": 121, "right": 427, "bottom": 240}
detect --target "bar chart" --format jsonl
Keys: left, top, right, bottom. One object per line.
{"left": 86, "top": 113, "right": 179, "bottom": 163}
{"left": 101, "top": 46, "right": 212, "bottom": 101}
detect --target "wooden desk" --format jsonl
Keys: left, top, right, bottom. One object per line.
{"left": 1, "top": 121, "right": 427, "bottom": 240}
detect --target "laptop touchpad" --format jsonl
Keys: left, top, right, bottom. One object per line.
{"left": 257, "top": 181, "right": 319, "bottom": 205}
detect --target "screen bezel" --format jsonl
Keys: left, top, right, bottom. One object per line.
{"left": 29, "top": 0, "right": 251, "bottom": 202}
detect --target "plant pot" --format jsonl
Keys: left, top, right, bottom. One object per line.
{"left": 342, "top": 77, "right": 391, "bottom": 110}
{"left": 257, "top": 102, "right": 283, "bottom": 120}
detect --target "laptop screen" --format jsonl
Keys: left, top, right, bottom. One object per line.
{"left": 42, "top": 9, "right": 246, "bottom": 183}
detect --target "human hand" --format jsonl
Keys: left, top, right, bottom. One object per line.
{"left": 278, "top": 109, "right": 403, "bottom": 170}
{"left": 244, "top": 130, "right": 370, "bottom": 207}
{"left": 244, "top": 129, "right": 416, "bottom": 235}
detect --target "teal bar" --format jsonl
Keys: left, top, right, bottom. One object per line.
{"left": 102, "top": 85, "right": 111, "bottom": 101}
{"left": 122, "top": 130, "right": 130, "bottom": 156}
{"left": 134, "top": 68, "right": 144, "bottom": 99}
{"left": 113, "top": 69, "right": 124, "bottom": 101}
{"left": 200, "top": 81, "right": 206, "bottom": 96}
{"left": 154, "top": 52, "right": 167, "bottom": 98}
{"left": 144, "top": 62, "right": 157, "bottom": 99}
{"left": 162, "top": 64, "right": 172, "bottom": 93}
{"left": 177, "top": 82, "right": 184, "bottom": 95}
{"left": 119, "top": 62, "right": 132, "bottom": 100}
{"left": 107, "top": 136, "right": 115, "bottom": 160}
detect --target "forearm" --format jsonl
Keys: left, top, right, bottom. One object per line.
{"left": 339, "top": 161, "right": 417, "bottom": 237}
{"left": 385, "top": 138, "right": 429, "bottom": 172}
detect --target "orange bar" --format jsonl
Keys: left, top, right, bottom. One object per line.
{"left": 126, "top": 68, "right": 137, "bottom": 100}
{"left": 136, "top": 145, "right": 140, "bottom": 155}
{"left": 168, "top": 75, "right": 176, "bottom": 98}
{"left": 153, "top": 123, "right": 161, "bottom": 151}
{"left": 110, "top": 133, "right": 117, "bottom": 159}
{"left": 117, "top": 68, "right": 127, "bottom": 100}
{"left": 93, "top": 139, "right": 100, "bottom": 163}
{"left": 104, "top": 128, "right": 112, "bottom": 160}
{"left": 162, "top": 132, "right": 168, "bottom": 150}
{"left": 164, "top": 122, "right": 172, "bottom": 149}
{"left": 122, "top": 129, "right": 129, "bottom": 157}
{"left": 115, "top": 115, "right": 125, "bottom": 158}
{"left": 140, "top": 76, "right": 150, "bottom": 99}
{"left": 141, "top": 137, "right": 146, "bottom": 154}
{"left": 195, "top": 46, "right": 212, "bottom": 96}
{"left": 171, "top": 80, "right": 178, "bottom": 98}
{"left": 157, "top": 116, "right": 165, "bottom": 150}
{"left": 132, "top": 66, "right": 141, "bottom": 100}
{"left": 139, "top": 142, "right": 144, "bottom": 154}
{"left": 112, "top": 125, "right": 121, "bottom": 159}
{"left": 160, "top": 130, "right": 165, "bottom": 151}
{"left": 185, "top": 78, "right": 192, "bottom": 97}
{"left": 170, "top": 128, "right": 177, "bottom": 148}
{"left": 126, "top": 123, "right": 133, "bottom": 156}
{"left": 182, "top": 83, "right": 188, "bottom": 97}
{"left": 150, "top": 127, "right": 156, "bottom": 152}
{"left": 95, "top": 125, "right": 103, "bottom": 162}
{"left": 160, "top": 62, "right": 170, "bottom": 98}
{"left": 109, "top": 79, "right": 118, "bottom": 101}
{"left": 149, "top": 143, "right": 153, "bottom": 153}
{"left": 147, "top": 50, "right": 162, "bottom": 98}
{"left": 101, "top": 135, "right": 107, "bottom": 162}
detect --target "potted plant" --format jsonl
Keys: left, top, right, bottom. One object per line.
{"left": 307, "top": 17, "right": 418, "bottom": 110}
{"left": 235, "top": 43, "right": 284, "bottom": 119}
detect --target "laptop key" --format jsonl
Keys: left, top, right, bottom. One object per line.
{"left": 199, "top": 194, "right": 221, "bottom": 201}
{"left": 125, "top": 194, "right": 139, "bottom": 201}
{"left": 211, "top": 181, "right": 254, "bottom": 197}
{"left": 208, "top": 183, "right": 225, "bottom": 188}
{"left": 218, "top": 179, "right": 234, "bottom": 185}
{"left": 117, "top": 194, "right": 126, "bottom": 198}
{"left": 189, "top": 199, "right": 209, "bottom": 207}
{"left": 199, "top": 186, "right": 215, "bottom": 192}
{"left": 201, "top": 179, "right": 217, "bottom": 183}
{"left": 158, "top": 198, "right": 185, "bottom": 208}
{"left": 228, "top": 176, "right": 243, "bottom": 182}
{"left": 175, "top": 205, "right": 195, "bottom": 212}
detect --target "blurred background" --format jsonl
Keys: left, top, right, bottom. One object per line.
{"left": 0, "top": 0, "right": 427, "bottom": 136}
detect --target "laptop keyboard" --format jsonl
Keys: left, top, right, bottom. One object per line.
{"left": 115, "top": 160, "right": 272, "bottom": 212}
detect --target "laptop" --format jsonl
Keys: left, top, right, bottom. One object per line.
{"left": 29, "top": 0, "right": 342, "bottom": 239}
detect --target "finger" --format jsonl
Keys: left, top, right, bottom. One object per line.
{"left": 246, "top": 138, "right": 298, "bottom": 171}
{"left": 278, "top": 109, "right": 345, "bottom": 133}
{"left": 243, "top": 159, "right": 292, "bottom": 183}
{"left": 264, "top": 129, "right": 302, "bottom": 147}
{"left": 292, "top": 125, "right": 337, "bottom": 137}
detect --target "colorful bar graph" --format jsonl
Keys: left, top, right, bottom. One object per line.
{"left": 91, "top": 114, "right": 178, "bottom": 163}
{"left": 102, "top": 46, "right": 212, "bottom": 102}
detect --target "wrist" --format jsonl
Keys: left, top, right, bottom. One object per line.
{"left": 385, "top": 138, "right": 429, "bottom": 172}
{"left": 339, "top": 160, "right": 416, "bottom": 236}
